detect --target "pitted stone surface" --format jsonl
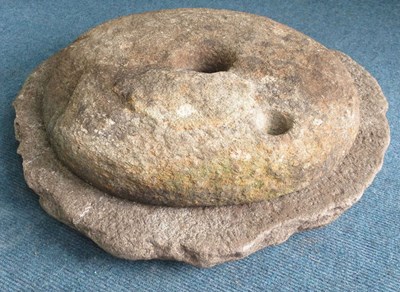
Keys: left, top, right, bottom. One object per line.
{"left": 40, "top": 9, "right": 359, "bottom": 207}
{"left": 14, "top": 9, "right": 389, "bottom": 267}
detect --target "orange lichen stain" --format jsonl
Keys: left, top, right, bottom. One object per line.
{"left": 139, "top": 148, "right": 300, "bottom": 206}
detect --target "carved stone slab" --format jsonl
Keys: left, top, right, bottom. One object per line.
{"left": 14, "top": 9, "right": 389, "bottom": 267}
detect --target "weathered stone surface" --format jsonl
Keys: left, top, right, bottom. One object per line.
{"left": 14, "top": 9, "right": 389, "bottom": 267}
{"left": 40, "top": 9, "right": 359, "bottom": 207}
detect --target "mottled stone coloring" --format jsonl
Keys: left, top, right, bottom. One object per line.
{"left": 14, "top": 9, "right": 389, "bottom": 267}
{"left": 41, "top": 9, "right": 359, "bottom": 206}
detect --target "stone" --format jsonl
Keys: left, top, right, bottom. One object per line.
{"left": 40, "top": 9, "right": 359, "bottom": 207}
{"left": 14, "top": 9, "right": 389, "bottom": 267}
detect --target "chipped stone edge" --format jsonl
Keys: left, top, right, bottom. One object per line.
{"left": 13, "top": 50, "right": 390, "bottom": 267}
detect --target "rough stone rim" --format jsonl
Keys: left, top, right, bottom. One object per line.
{"left": 14, "top": 47, "right": 389, "bottom": 267}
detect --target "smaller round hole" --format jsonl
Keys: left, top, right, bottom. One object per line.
{"left": 267, "top": 111, "right": 293, "bottom": 136}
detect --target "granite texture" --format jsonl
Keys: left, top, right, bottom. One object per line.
{"left": 13, "top": 10, "right": 388, "bottom": 267}
{"left": 40, "top": 9, "right": 359, "bottom": 207}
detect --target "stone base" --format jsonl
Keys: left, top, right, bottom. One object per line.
{"left": 14, "top": 51, "right": 389, "bottom": 267}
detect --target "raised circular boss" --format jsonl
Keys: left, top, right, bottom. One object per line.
{"left": 42, "top": 9, "right": 359, "bottom": 207}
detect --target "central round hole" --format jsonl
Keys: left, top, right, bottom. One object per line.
{"left": 197, "top": 57, "right": 234, "bottom": 73}
{"left": 193, "top": 51, "right": 236, "bottom": 73}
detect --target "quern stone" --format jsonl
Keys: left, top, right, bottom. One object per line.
{"left": 40, "top": 9, "right": 360, "bottom": 207}
{"left": 14, "top": 9, "right": 389, "bottom": 267}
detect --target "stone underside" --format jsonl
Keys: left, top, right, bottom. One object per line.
{"left": 39, "top": 9, "right": 360, "bottom": 207}
{"left": 14, "top": 42, "right": 389, "bottom": 267}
